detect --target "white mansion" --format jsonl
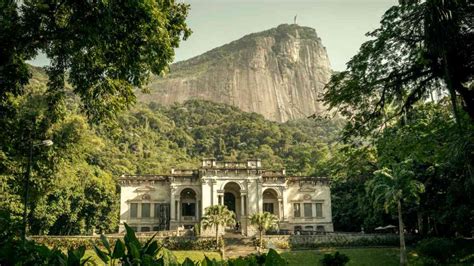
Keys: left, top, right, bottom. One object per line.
{"left": 119, "top": 159, "right": 333, "bottom": 235}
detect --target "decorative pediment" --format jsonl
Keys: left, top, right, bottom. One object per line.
{"left": 298, "top": 182, "right": 316, "bottom": 192}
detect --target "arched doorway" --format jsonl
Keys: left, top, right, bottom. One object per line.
{"left": 223, "top": 182, "right": 242, "bottom": 231}
{"left": 224, "top": 192, "right": 236, "bottom": 213}
{"left": 180, "top": 188, "right": 197, "bottom": 223}
{"left": 262, "top": 188, "right": 279, "bottom": 217}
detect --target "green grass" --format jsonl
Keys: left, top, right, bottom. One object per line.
{"left": 281, "top": 248, "right": 424, "bottom": 266}
{"left": 173, "top": 251, "right": 221, "bottom": 263}
{"left": 84, "top": 247, "right": 424, "bottom": 265}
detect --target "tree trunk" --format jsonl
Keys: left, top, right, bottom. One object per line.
{"left": 216, "top": 224, "right": 219, "bottom": 250}
{"left": 259, "top": 230, "right": 263, "bottom": 251}
{"left": 398, "top": 200, "right": 407, "bottom": 266}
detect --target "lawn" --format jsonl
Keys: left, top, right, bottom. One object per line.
{"left": 173, "top": 251, "right": 221, "bottom": 263}
{"left": 281, "top": 248, "right": 424, "bottom": 266}
{"left": 84, "top": 247, "right": 423, "bottom": 265}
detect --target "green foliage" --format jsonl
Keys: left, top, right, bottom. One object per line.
{"left": 375, "top": 103, "right": 474, "bottom": 236}
{"left": 249, "top": 212, "right": 279, "bottom": 250}
{"left": 325, "top": 146, "right": 383, "bottom": 232}
{"left": 368, "top": 160, "right": 425, "bottom": 213}
{"left": 201, "top": 205, "right": 236, "bottom": 250}
{"left": 264, "top": 249, "right": 287, "bottom": 266}
{"left": 93, "top": 225, "right": 288, "bottom": 266}
{"left": 287, "top": 234, "right": 412, "bottom": 249}
{"left": 0, "top": 212, "right": 91, "bottom": 265}
{"left": 320, "top": 252, "right": 350, "bottom": 266}
{"left": 163, "top": 238, "right": 216, "bottom": 251}
{"left": 94, "top": 223, "right": 170, "bottom": 265}
{"left": 1, "top": 0, "right": 191, "bottom": 122}
{"left": 323, "top": 0, "right": 473, "bottom": 138}
{"left": 416, "top": 238, "right": 456, "bottom": 264}
{"left": 1, "top": 86, "right": 341, "bottom": 236}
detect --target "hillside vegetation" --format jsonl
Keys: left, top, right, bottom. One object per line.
{"left": 102, "top": 100, "right": 344, "bottom": 176}
{"left": 0, "top": 76, "right": 343, "bottom": 234}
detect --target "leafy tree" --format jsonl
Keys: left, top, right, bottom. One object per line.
{"left": 324, "top": 145, "right": 386, "bottom": 232}
{"left": 323, "top": 0, "right": 473, "bottom": 138}
{"left": 367, "top": 160, "right": 425, "bottom": 266}
{"left": 1, "top": 0, "right": 191, "bottom": 122}
{"left": 320, "top": 252, "right": 350, "bottom": 266}
{"left": 201, "top": 205, "right": 236, "bottom": 250}
{"left": 375, "top": 102, "right": 474, "bottom": 236}
{"left": 249, "top": 212, "right": 279, "bottom": 251}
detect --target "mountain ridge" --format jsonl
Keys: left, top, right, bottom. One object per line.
{"left": 139, "top": 24, "right": 332, "bottom": 122}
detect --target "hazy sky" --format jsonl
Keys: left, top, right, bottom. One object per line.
{"left": 29, "top": 0, "right": 397, "bottom": 71}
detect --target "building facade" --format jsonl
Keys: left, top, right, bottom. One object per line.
{"left": 119, "top": 159, "right": 333, "bottom": 235}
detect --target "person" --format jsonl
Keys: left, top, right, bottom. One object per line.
{"left": 235, "top": 222, "right": 240, "bottom": 232}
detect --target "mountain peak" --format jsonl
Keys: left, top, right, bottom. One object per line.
{"left": 140, "top": 25, "right": 332, "bottom": 122}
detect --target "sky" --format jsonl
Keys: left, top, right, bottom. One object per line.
{"left": 28, "top": 0, "right": 397, "bottom": 71}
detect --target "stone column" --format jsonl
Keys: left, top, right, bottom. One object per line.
{"left": 240, "top": 195, "right": 245, "bottom": 216}
{"left": 256, "top": 180, "right": 263, "bottom": 212}
{"left": 210, "top": 181, "right": 214, "bottom": 205}
{"left": 150, "top": 203, "right": 155, "bottom": 218}
{"left": 278, "top": 198, "right": 283, "bottom": 220}
{"left": 170, "top": 191, "right": 176, "bottom": 221}
{"left": 282, "top": 186, "right": 289, "bottom": 221}
{"left": 177, "top": 199, "right": 181, "bottom": 223}
{"left": 201, "top": 180, "right": 211, "bottom": 216}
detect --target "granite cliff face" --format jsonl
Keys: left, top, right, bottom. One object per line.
{"left": 139, "top": 24, "right": 332, "bottom": 122}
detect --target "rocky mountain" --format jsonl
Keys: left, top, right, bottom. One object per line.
{"left": 139, "top": 24, "right": 332, "bottom": 122}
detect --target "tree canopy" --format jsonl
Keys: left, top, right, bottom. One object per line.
{"left": 323, "top": 0, "right": 473, "bottom": 138}
{"left": 1, "top": 0, "right": 191, "bottom": 122}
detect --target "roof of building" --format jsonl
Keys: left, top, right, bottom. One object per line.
{"left": 119, "top": 159, "right": 329, "bottom": 184}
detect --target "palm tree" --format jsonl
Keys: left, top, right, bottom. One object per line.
{"left": 249, "top": 212, "right": 279, "bottom": 252}
{"left": 201, "top": 205, "right": 236, "bottom": 250}
{"left": 367, "top": 160, "right": 424, "bottom": 266}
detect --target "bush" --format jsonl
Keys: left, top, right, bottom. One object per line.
{"left": 417, "top": 238, "right": 456, "bottom": 264}
{"left": 274, "top": 240, "right": 291, "bottom": 249}
{"left": 229, "top": 249, "right": 286, "bottom": 266}
{"left": 416, "top": 238, "right": 456, "bottom": 264}
{"left": 161, "top": 237, "right": 216, "bottom": 250}
{"left": 288, "top": 234, "right": 418, "bottom": 249}
{"left": 320, "top": 252, "right": 350, "bottom": 266}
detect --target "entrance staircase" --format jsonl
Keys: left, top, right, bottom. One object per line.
{"left": 223, "top": 233, "right": 258, "bottom": 258}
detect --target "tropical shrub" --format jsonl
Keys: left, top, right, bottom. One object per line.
{"left": 0, "top": 239, "right": 90, "bottom": 266}
{"left": 0, "top": 210, "right": 91, "bottom": 265}
{"left": 161, "top": 238, "right": 216, "bottom": 250}
{"left": 201, "top": 205, "right": 236, "bottom": 249}
{"left": 274, "top": 240, "right": 291, "bottom": 250}
{"left": 249, "top": 212, "right": 279, "bottom": 250}
{"left": 416, "top": 238, "right": 456, "bottom": 264}
{"left": 320, "top": 252, "right": 350, "bottom": 266}
{"left": 288, "top": 234, "right": 417, "bottom": 249}
{"left": 94, "top": 224, "right": 288, "bottom": 265}
{"left": 227, "top": 249, "right": 286, "bottom": 266}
